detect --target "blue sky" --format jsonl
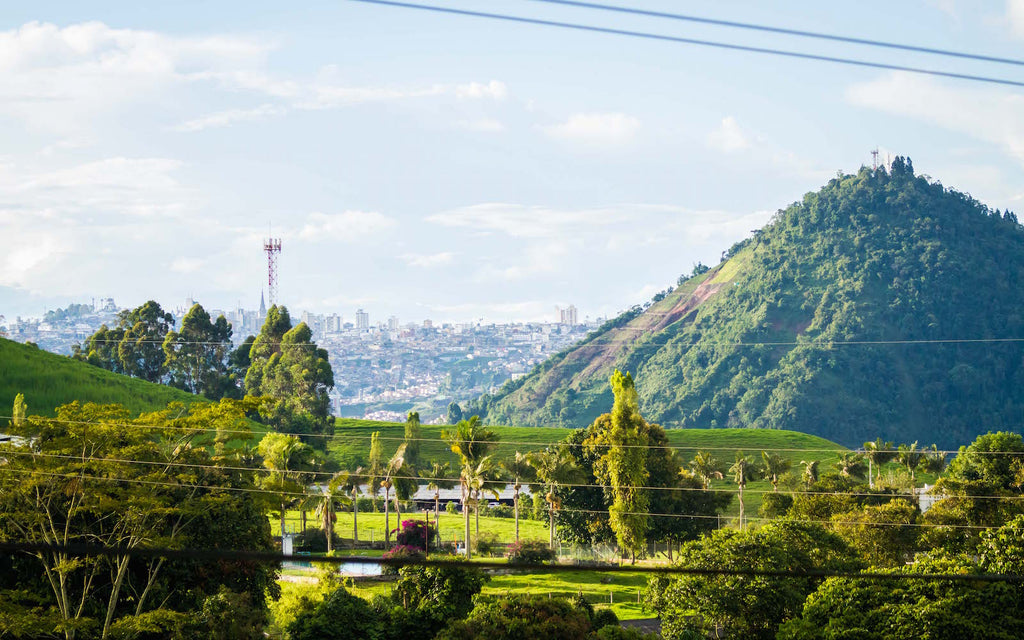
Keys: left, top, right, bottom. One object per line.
{"left": 2, "top": 1, "right": 1023, "bottom": 325}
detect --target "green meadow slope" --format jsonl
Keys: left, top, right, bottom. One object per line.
{"left": 0, "top": 336, "right": 201, "bottom": 417}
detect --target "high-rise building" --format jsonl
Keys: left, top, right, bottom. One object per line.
{"left": 356, "top": 309, "right": 369, "bottom": 330}
{"left": 560, "top": 304, "right": 578, "bottom": 326}
{"left": 387, "top": 315, "right": 400, "bottom": 331}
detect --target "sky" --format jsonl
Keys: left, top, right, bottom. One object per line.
{"left": 2, "top": 0, "right": 1024, "bottom": 325}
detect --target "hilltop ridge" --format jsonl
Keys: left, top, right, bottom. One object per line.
{"left": 471, "top": 159, "right": 1024, "bottom": 448}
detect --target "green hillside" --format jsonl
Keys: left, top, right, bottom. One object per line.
{"left": 471, "top": 159, "right": 1024, "bottom": 448}
{"left": 0, "top": 337, "right": 201, "bottom": 417}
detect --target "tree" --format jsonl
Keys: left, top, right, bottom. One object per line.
{"left": 11, "top": 392, "right": 26, "bottom": 426}
{"left": 647, "top": 522, "right": 857, "bottom": 640}
{"left": 380, "top": 444, "right": 408, "bottom": 546}
{"left": 426, "top": 461, "right": 457, "bottom": 547}
{"left": 0, "top": 399, "right": 278, "bottom": 640}
{"left": 526, "top": 446, "right": 581, "bottom": 551}
{"left": 500, "top": 451, "right": 535, "bottom": 543}
{"left": 446, "top": 402, "right": 463, "bottom": 425}
{"left": 337, "top": 466, "right": 365, "bottom": 547}
{"left": 896, "top": 441, "right": 928, "bottom": 484}
{"left": 830, "top": 499, "right": 920, "bottom": 567}
{"left": 587, "top": 370, "right": 650, "bottom": 564}
{"left": 257, "top": 432, "right": 316, "bottom": 540}
{"left": 729, "top": 452, "right": 762, "bottom": 530}
{"left": 800, "top": 460, "right": 819, "bottom": 488}
{"left": 116, "top": 301, "right": 176, "bottom": 382}
{"left": 303, "top": 470, "right": 354, "bottom": 554}
{"left": 367, "top": 431, "right": 384, "bottom": 508}
{"left": 162, "top": 303, "right": 233, "bottom": 398}
{"left": 436, "top": 594, "right": 596, "bottom": 640}
{"left": 833, "top": 452, "right": 867, "bottom": 480}
{"left": 862, "top": 438, "right": 895, "bottom": 489}
{"left": 761, "top": 451, "right": 791, "bottom": 492}
{"left": 245, "top": 306, "right": 334, "bottom": 442}
{"left": 690, "top": 451, "right": 724, "bottom": 489}
{"left": 442, "top": 416, "right": 498, "bottom": 559}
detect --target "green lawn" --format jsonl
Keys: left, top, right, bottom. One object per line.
{"left": 483, "top": 570, "right": 651, "bottom": 620}
{"left": 278, "top": 510, "right": 550, "bottom": 547}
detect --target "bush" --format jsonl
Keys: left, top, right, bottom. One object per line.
{"left": 436, "top": 594, "right": 593, "bottom": 640}
{"left": 531, "top": 493, "right": 546, "bottom": 520}
{"left": 287, "top": 588, "right": 380, "bottom": 640}
{"left": 382, "top": 545, "right": 425, "bottom": 576}
{"left": 473, "top": 533, "right": 501, "bottom": 557}
{"left": 506, "top": 539, "right": 555, "bottom": 565}
{"left": 759, "top": 492, "right": 794, "bottom": 519}
{"left": 292, "top": 528, "right": 343, "bottom": 553}
{"left": 489, "top": 504, "right": 514, "bottom": 518}
{"left": 592, "top": 608, "right": 619, "bottom": 630}
{"left": 357, "top": 496, "right": 382, "bottom": 513}
{"left": 395, "top": 520, "right": 436, "bottom": 551}
{"left": 445, "top": 501, "right": 459, "bottom": 514}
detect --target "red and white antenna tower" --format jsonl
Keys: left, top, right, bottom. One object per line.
{"left": 264, "top": 238, "right": 282, "bottom": 306}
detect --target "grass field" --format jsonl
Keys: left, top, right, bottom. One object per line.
{"left": 279, "top": 510, "right": 551, "bottom": 547}
{"left": 0, "top": 337, "right": 203, "bottom": 417}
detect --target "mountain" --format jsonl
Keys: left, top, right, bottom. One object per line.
{"left": 0, "top": 336, "right": 201, "bottom": 417}
{"left": 470, "top": 159, "right": 1024, "bottom": 448}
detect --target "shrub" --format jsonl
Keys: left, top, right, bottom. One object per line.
{"left": 395, "top": 520, "right": 436, "bottom": 551}
{"left": 473, "top": 532, "right": 501, "bottom": 557}
{"left": 759, "top": 492, "right": 794, "bottom": 519}
{"left": 292, "top": 528, "right": 343, "bottom": 553}
{"left": 506, "top": 539, "right": 555, "bottom": 565}
{"left": 445, "top": 501, "right": 459, "bottom": 514}
{"left": 382, "top": 545, "right": 425, "bottom": 576}
{"left": 531, "top": 493, "right": 546, "bottom": 520}
{"left": 592, "top": 608, "right": 618, "bottom": 630}
{"left": 489, "top": 504, "right": 514, "bottom": 518}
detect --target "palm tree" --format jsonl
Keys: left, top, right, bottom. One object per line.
{"left": 897, "top": 442, "right": 925, "bottom": 484}
{"left": 257, "top": 433, "right": 315, "bottom": 540}
{"left": 526, "top": 446, "right": 581, "bottom": 550}
{"left": 426, "top": 462, "right": 456, "bottom": 549}
{"left": 465, "top": 456, "right": 500, "bottom": 541}
{"left": 500, "top": 451, "right": 536, "bottom": 543}
{"left": 690, "top": 451, "right": 724, "bottom": 489}
{"left": 300, "top": 471, "right": 353, "bottom": 554}
{"left": 800, "top": 459, "right": 819, "bottom": 489}
{"left": 442, "top": 416, "right": 498, "bottom": 559}
{"left": 760, "top": 451, "right": 791, "bottom": 492}
{"left": 380, "top": 443, "right": 408, "bottom": 546}
{"left": 834, "top": 452, "right": 868, "bottom": 481}
{"left": 729, "top": 452, "right": 762, "bottom": 530}
{"left": 863, "top": 439, "right": 896, "bottom": 489}
{"left": 920, "top": 444, "right": 947, "bottom": 476}
{"left": 336, "top": 467, "right": 364, "bottom": 547}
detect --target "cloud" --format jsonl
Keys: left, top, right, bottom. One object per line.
{"left": 170, "top": 257, "right": 205, "bottom": 273}
{"left": 454, "top": 80, "right": 507, "bottom": 100}
{"left": 0, "top": 21, "right": 273, "bottom": 134}
{"left": 174, "top": 103, "right": 286, "bottom": 132}
{"left": 296, "top": 211, "right": 396, "bottom": 241}
{"left": 706, "top": 116, "right": 750, "bottom": 153}
{"left": 402, "top": 252, "right": 455, "bottom": 268}
{"left": 1009, "top": 0, "right": 1024, "bottom": 38}
{"left": 458, "top": 118, "right": 505, "bottom": 132}
{"left": 427, "top": 203, "right": 635, "bottom": 238}
{"left": 541, "top": 112, "right": 640, "bottom": 147}
{"left": 846, "top": 71, "right": 1024, "bottom": 166}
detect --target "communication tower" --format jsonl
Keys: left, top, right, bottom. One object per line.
{"left": 264, "top": 238, "right": 282, "bottom": 306}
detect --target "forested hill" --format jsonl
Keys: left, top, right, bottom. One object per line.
{"left": 470, "top": 159, "right": 1024, "bottom": 448}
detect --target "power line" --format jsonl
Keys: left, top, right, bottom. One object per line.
{"left": 525, "top": 0, "right": 1024, "bottom": 68}
{"left": 344, "top": 0, "right": 1024, "bottom": 88}
{"left": 8, "top": 449, "right": 1021, "bottom": 501}
{"left": 1, "top": 540, "right": 1022, "bottom": 582}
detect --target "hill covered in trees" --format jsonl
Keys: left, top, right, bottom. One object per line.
{"left": 471, "top": 159, "right": 1024, "bottom": 448}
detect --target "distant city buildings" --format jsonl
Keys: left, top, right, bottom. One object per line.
{"left": 12, "top": 296, "right": 601, "bottom": 424}
{"left": 559, "top": 304, "right": 578, "bottom": 326}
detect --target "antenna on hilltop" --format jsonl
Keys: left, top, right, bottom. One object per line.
{"left": 264, "top": 236, "right": 282, "bottom": 307}
{"left": 871, "top": 148, "right": 880, "bottom": 171}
